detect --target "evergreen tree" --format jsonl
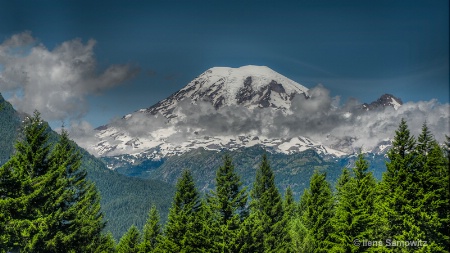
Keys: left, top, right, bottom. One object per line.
{"left": 208, "top": 154, "right": 248, "bottom": 252}
{"left": 301, "top": 171, "right": 334, "bottom": 253}
{"left": 289, "top": 215, "right": 313, "bottom": 253}
{"left": 380, "top": 120, "right": 450, "bottom": 251}
{"left": 297, "top": 188, "right": 310, "bottom": 218}
{"left": 412, "top": 125, "right": 449, "bottom": 251}
{"left": 381, "top": 118, "right": 417, "bottom": 242}
{"left": 45, "top": 128, "right": 105, "bottom": 252}
{"left": 0, "top": 111, "right": 52, "bottom": 251}
{"left": 95, "top": 232, "right": 117, "bottom": 253}
{"left": 0, "top": 112, "right": 105, "bottom": 252}
{"left": 283, "top": 186, "right": 295, "bottom": 219}
{"left": 289, "top": 189, "right": 310, "bottom": 253}
{"left": 140, "top": 205, "right": 162, "bottom": 253}
{"left": 288, "top": 187, "right": 313, "bottom": 253}
{"left": 182, "top": 199, "right": 218, "bottom": 253}
{"left": 416, "top": 122, "right": 434, "bottom": 156}
{"left": 331, "top": 153, "right": 378, "bottom": 252}
{"left": 237, "top": 209, "right": 265, "bottom": 253}
{"left": 117, "top": 225, "right": 141, "bottom": 253}
{"left": 159, "top": 169, "right": 202, "bottom": 252}
{"left": 249, "top": 154, "right": 291, "bottom": 252}
{"left": 444, "top": 135, "right": 450, "bottom": 251}
{"left": 335, "top": 167, "right": 351, "bottom": 199}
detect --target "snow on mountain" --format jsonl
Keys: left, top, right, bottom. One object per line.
{"left": 93, "top": 66, "right": 348, "bottom": 158}
{"left": 100, "top": 135, "right": 346, "bottom": 169}
{"left": 92, "top": 66, "right": 401, "bottom": 161}
{"left": 143, "top": 65, "right": 308, "bottom": 118}
{"left": 362, "top": 94, "right": 403, "bottom": 111}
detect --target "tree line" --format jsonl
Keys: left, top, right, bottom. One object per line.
{"left": 1, "top": 112, "right": 449, "bottom": 252}
{"left": 114, "top": 119, "right": 450, "bottom": 253}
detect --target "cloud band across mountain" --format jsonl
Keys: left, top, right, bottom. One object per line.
{"left": 76, "top": 66, "right": 449, "bottom": 157}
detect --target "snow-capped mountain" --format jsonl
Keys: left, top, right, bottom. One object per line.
{"left": 362, "top": 94, "right": 402, "bottom": 111}
{"left": 127, "top": 65, "right": 309, "bottom": 120}
{"left": 92, "top": 65, "right": 400, "bottom": 161}
{"left": 94, "top": 66, "right": 334, "bottom": 157}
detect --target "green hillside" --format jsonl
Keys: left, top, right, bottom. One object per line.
{"left": 0, "top": 94, "right": 21, "bottom": 165}
{"left": 105, "top": 146, "right": 388, "bottom": 199}
{"left": 1, "top": 91, "right": 388, "bottom": 239}
{"left": 0, "top": 93, "right": 175, "bottom": 240}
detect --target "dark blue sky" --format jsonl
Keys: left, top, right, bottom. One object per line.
{"left": 0, "top": 0, "right": 448, "bottom": 127}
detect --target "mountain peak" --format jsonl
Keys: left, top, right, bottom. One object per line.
{"left": 207, "top": 65, "right": 276, "bottom": 77}
{"left": 362, "top": 93, "right": 403, "bottom": 111}
{"left": 144, "top": 65, "right": 309, "bottom": 117}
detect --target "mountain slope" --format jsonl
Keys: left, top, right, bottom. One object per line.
{"left": 142, "top": 65, "right": 309, "bottom": 118}
{"left": 362, "top": 94, "right": 403, "bottom": 111}
{"left": 93, "top": 66, "right": 349, "bottom": 158}
{"left": 102, "top": 145, "right": 388, "bottom": 200}
{"left": 92, "top": 66, "right": 405, "bottom": 160}
{"left": 0, "top": 94, "right": 22, "bottom": 165}
{"left": 0, "top": 92, "right": 175, "bottom": 240}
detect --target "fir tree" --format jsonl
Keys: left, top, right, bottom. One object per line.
{"left": 298, "top": 188, "right": 310, "bottom": 218}
{"left": 288, "top": 189, "right": 311, "bottom": 253}
{"left": 249, "top": 154, "right": 291, "bottom": 252}
{"left": 335, "top": 167, "right": 351, "bottom": 199}
{"left": 117, "top": 225, "right": 141, "bottom": 253}
{"left": 287, "top": 187, "right": 313, "bottom": 253}
{"left": 160, "top": 169, "right": 201, "bottom": 252}
{"left": 140, "top": 205, "right": 162, "bottom": 253}
{"left": 380, "top": 120, "right": 449, "bottom": 251}
{"left": 95, "top": 232, "right": 117, "bottom": 253}
{"left": 208, "top": 154, "right": 248, "bottom": 252}
{"left": 444, "top": 135, "right": 450, "bottom": 251}
{"left": 182, "top": 199, "right": 217, "bottom": 253}
{"left": 45, "top": 128, "right": 105, "bottom": 252}
{"left": 413, "top": 126, "right": 449, "bottom": 251}
{"left": 236, "top": 209, "right": 265, "bottom": 253}
{"left": 381, "top": 118, "right": 417, "bottom": 242}
{"left": 210, "top": 154, "right": 248, "bottom": 223}
{"left": 283, "top": 186, "right": 295, "bottom": 219}
{"left": 0, "top": 112, "right": 105, "bottom": 252}
{"left": 0, "top": 111, "right": 52, "bottom": 251}
{"left": 416, "top": 122, "right": 434, "bottom": 156}
{"left": 331, "top": 153, "right": 378, "bottom": 252}
{"left": 301, "top": 171, "right": 334, "bottom": 253}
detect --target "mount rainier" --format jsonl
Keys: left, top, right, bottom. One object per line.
{"left": 91, "top": 65, "right": 403, "bottom": 169}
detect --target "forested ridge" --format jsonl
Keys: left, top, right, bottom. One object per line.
{"left": 1, "top": 95, "right": 175, "bottom": 243}
{"left": 1, "top": 109, "right": 449, "bottom": 252}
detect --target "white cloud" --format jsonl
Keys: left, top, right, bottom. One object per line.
{"left": 70, "top": 83, "right": 449, "bottom": 156}
{"left": 0, "top": 31, "right": 139, "bottom": 121}
{"left": 66, "top": 120, "right": 99, "bottom": 154}
{"left": 110, "top": 112, "right": 169, "bottom": 138}
{"left": 168, "top": 85, "right": 450, "bottom": 151}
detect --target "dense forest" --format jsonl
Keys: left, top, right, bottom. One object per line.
{"left": 0, "top": 95, "right": 175, "bottom": 239}
{"left": 1, "top": 111, "right": 449, "bottom": 252}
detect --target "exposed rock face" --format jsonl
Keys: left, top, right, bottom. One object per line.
{"left": 362, "top": 94, "right": 403, "bottom": 111}
{"left": 142, "top": 65, "right": 309, "bottom": 119}
{"left": 92, "top": 66, "right": 404, "bottom": 159}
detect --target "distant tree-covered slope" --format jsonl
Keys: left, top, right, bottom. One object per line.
{"left": 0, "top": 94, "right": 21, "bottom": 165}
{"left": 0, "top": 93, "right": 175, "bottom": 240}
{"left": 104, "top": 145, "right": 388, "bottom": 200}
{"left": 78, "top": 148, "right": 175, "bottom": 239}
{"left": 150, "top": 147, "right": 354, "bottom": 199}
